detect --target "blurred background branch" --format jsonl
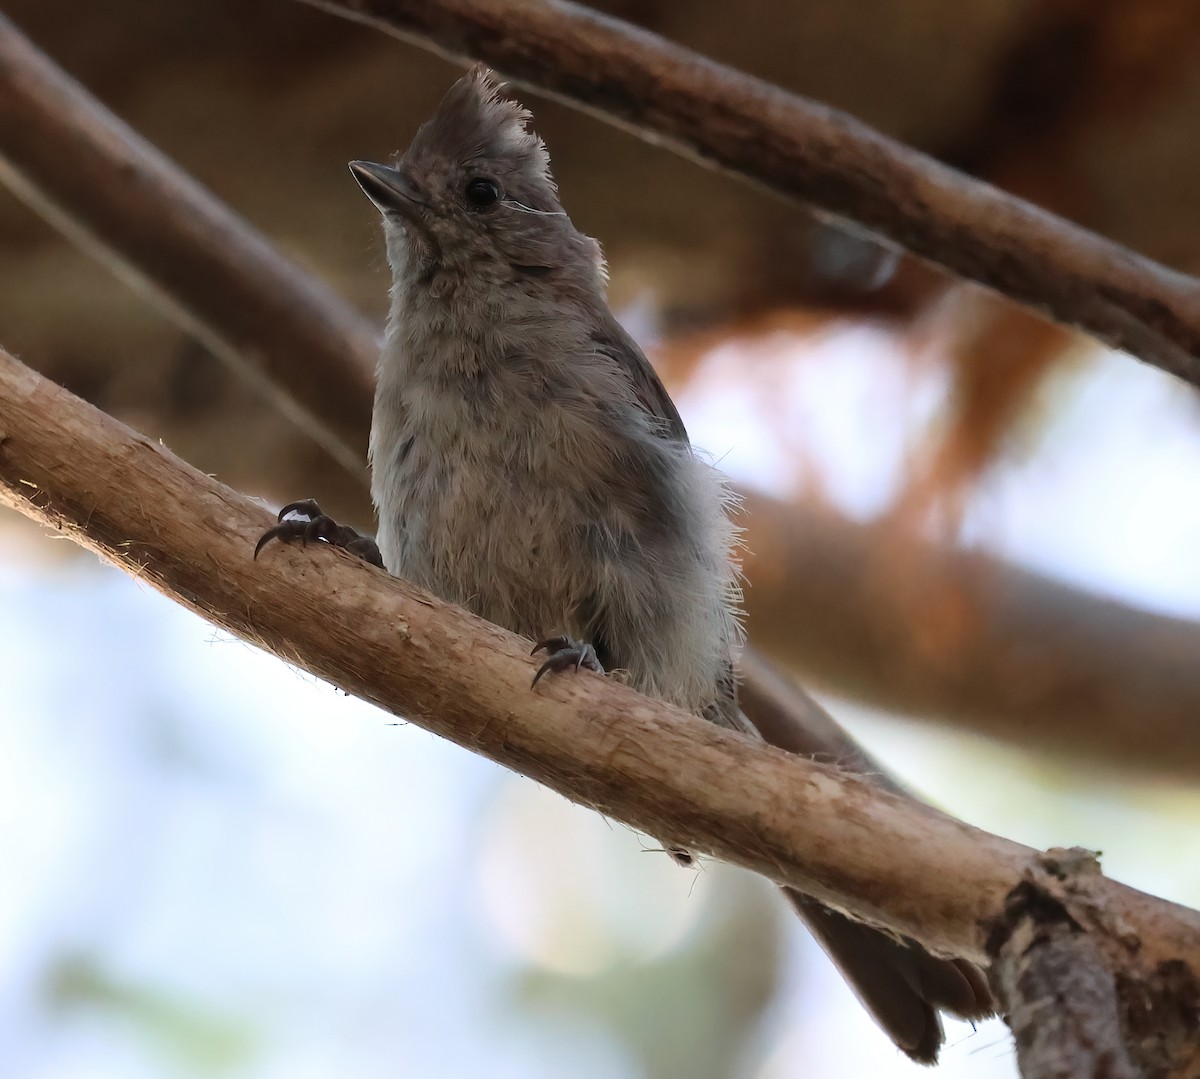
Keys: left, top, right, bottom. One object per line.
{"left": 741, "top": 491, "right": 1200, "bottom": 778}
{"left": 0, "top": 10, "right": 375, "bottom": 480}
{"left": 302, "top": 0, "right": 1200, "bottom": 384}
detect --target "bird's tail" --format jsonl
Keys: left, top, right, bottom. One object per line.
{"left": 783, "top": 888, "right": 994, "bottom": 1064}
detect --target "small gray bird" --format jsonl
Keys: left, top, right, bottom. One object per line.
{"left": 259, "top": 67, "right": 992, "bottom": 1061}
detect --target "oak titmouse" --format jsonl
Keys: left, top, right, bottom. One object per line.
{"left": 259, "top": 67, "right": 992, "bottom": 1061}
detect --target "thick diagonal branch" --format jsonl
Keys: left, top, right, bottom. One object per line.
{"left": 2, "top": 342, "right": 1199, "bottom": 974}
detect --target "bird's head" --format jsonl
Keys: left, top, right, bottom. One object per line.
{"left": 351, "top": 66, "right": 603, "bottom": 292}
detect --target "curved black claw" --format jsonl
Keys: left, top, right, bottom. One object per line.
{"left": 254, "top": 498, "right": 384, "bottom": 568}
{"left": 530, "top": 635, "right": 604, "bottom": 688}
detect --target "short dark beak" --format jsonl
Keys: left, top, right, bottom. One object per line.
{"left": 349, "top": 160, "right": 424, "bottom": 216}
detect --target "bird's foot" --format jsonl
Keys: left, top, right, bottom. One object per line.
{"left": 530, "top": 635, "right": 603, "bottom": 688}
{"left": 254, "top": 498, "right": 384, "bottom": 568}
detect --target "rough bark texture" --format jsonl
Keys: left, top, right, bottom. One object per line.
{"left": 3, "top": 343, "right": 1200, "bottom": 977}
{"left": 737, "top": 649, "right": 910, "bottom": 798}
{"left": 302, "top": 0, "right": 1200, "bottom": 384}
{"left": 988, "top": 849, "right": 1200, "bottom": 1079}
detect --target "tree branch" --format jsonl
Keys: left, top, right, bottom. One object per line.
{"left": 987, "top": 849, "right": 1200, "bottom": 1079}
{"left": 740, "top": 492, "right": 1200, "bottom": 780}
{"left": 299, "top": 0, "right": 1200, "bottom": 386}
{"left": 2, "top": 342, "right": 1199, "bottom": 982}
{"left": 736, "top": 649, "right": 909, "bottom": 798}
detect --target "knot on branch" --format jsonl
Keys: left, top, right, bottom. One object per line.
{"left": 986, "top": 847, "right": 1200, "bottom": 1079}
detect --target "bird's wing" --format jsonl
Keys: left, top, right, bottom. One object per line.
{"left": 590, "top": 313, "right": 690, "bottom": 445}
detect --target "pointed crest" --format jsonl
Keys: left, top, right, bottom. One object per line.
{"left": 407, "top": 65, "right": 552, "bottom": 184}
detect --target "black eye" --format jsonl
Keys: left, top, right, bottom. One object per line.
{"left": 464, "top": 177, "right": 501, "bottom": 209}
